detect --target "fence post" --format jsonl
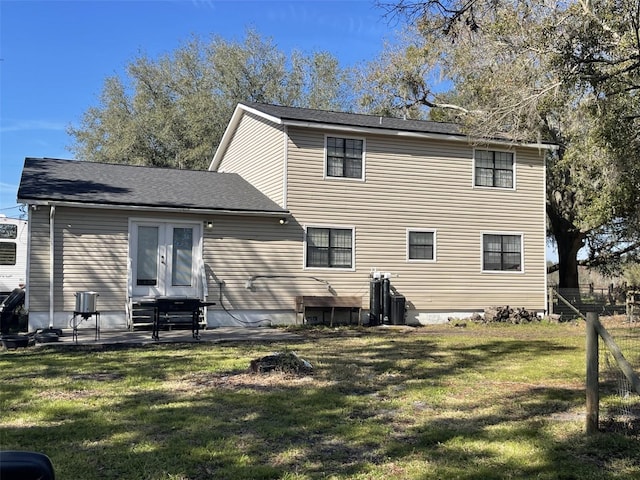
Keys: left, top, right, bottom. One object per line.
{"left": 586, "top": 312, "right": 599, "bottom": 434}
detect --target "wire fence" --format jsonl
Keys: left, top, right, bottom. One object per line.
{"left": 598, "top": 316, "right": 640, "bottom": 435}
{"left": 550, "top": 286, "right": 628, "bottom": 318}
{"left": 551, "top": 288, "right": 640, "bottom": 435}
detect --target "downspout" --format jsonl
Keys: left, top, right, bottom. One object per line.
{"left": 24, "top": 206, "right": 33, "bottom": 317}
{"left": 543, "top": 152, "right": 549, "bottom": 314}
{"left": 49, "top": 204, "right": 55, "bottom": 328}
{"left": 282, "top": 125, "right": 288, "bottom": 209}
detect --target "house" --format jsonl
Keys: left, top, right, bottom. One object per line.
{"left": 17, "top": 102, "right": 552, "bottom": 331}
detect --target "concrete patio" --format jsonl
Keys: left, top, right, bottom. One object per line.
{"left": 30, "top": 326, "right": 303, "bottom": 348}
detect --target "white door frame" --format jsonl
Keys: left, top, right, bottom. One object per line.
{"left": 128, "top": 219, "right": 203, "bottom": 299}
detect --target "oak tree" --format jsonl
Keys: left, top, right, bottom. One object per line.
{"left": 68, "top": 30, "right": 353, "bottom": 170}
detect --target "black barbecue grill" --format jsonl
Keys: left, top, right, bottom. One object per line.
{"left": 145, "top": 297, "right": 216, "bottom": 341}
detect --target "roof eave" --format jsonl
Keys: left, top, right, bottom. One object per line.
{"left": 280, "top": 119, "right": 556, "bottom": 150}
{"left": 18, "top": 198, "right": 288, "bottom": 217}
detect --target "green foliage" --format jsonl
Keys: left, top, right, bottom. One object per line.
{"left": 624, "top": 262, "right": 640, "bottom": 288}
{"left": 68, "top": 30, "right": 354, "bottom": 170}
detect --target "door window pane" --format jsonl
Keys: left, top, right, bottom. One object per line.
{"left": 172, "top": 228, "right": 193, "bottom": 286}
{"left": 137, "top": 226, "right": 158, "bottom": 286}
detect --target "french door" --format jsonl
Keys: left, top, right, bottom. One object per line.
{"left": 130, "top": 221, "right": 201, "bottom": 298}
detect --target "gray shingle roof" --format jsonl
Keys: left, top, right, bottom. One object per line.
{"left": 18, "top": 157, "right": 286, "bottom": 214}
{"left": 243, "top": 102, "right": 463, "bottom": 136}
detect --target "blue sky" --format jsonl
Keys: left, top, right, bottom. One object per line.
{"left": 0, "top": 0, "right": 395, "bottom": 218}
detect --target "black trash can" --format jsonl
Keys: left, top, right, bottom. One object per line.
{"left": 391, "top": 294, "right": 406, "bottom": 325}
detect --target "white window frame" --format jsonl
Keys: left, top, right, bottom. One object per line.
{"left": 303, "top": 224, "right": 356, "bottom": 271}
{"left": 473, "top": 148, "right": 516, "bottom": 190}
{"left": 480, "top": 232, "right": 524, "bottom": 274}
{"left": 406, "top": 228, "right": 437, "bottom": 263}
{"left": 324, "top": 134, "right": 366, "bottom": 182}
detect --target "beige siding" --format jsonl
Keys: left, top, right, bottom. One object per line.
{"left": 28, "top": 205, "right": 300, "bottom": 315}
{"left": 27, "top": 207, "right": 52, "bottom": 311}
{"left": 280, "top": 127, "right": 547, "bottom": 311}
{"left": 56, "top": 208, "right": 129, "bottom": 312}
{"left": 217, "top": 112, "right": 286, "bottom": 207}
{"left": 203, "top": 215, "right": 323, "bottom": 311}
{"left": 25, "top": 119, "right": 547, "bottom": 322}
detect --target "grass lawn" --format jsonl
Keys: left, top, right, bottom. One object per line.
{"left": 1, "top": 321, "right": 639, "bottom": 479}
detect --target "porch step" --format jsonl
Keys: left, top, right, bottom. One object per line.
{"left": 130, "top": 304, "right": 154, "bottom": 330}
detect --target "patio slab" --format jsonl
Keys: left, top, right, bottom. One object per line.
{"left": 32, "top": 326, "right": 302, "bottom": 347}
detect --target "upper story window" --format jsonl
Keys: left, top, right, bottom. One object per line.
{"left": 475, "top": 150, "right": 514, "bottom": 188}
{"left": 326, "top": 136, "right": 364, "bottom": 180}
{"left": 407, "top": 229, "right": 436, "bottom": 262}
{"left": 482, "top": 233, "right": 523, "bottom": 272}
{"left": 306, "top": 226, "right": 354, "bottom": 269}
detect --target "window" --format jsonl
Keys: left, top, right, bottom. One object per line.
{"left": 483, "top": 234, "right": 522, "bottom": 272}
{"left": 0, "top": 243, "right": 17, "bottom": 265}
{"left": 136, "top": 226, "right": 159, "bottom": 286}
{"left": 407, "top": 230, "right": 436, "bottom": 261}
{"left": 0, "top": 224, "right": 17, "bottom": 239}
{"left": 326, "top": 136, "right": 363, "bottom": 179}
{"left": 306, "top": 227, "right": 353, "bottom": 268}
{"left": 172, "top": 227, "right": 194, "bottom": 287}
{"left": 475, "top": 150, "right": 514, "bottom": 188}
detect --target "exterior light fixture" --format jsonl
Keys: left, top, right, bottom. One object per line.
{"left": 279, "top": 218, "right": 289, "bottom": 225}
{"left": 205, "top": 221, "right": 214, "bottom": 229}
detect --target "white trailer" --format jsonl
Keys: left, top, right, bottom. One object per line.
{"left": 0, "top": 215, "right": 28, "bottom": 295}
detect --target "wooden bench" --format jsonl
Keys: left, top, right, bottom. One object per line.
{"left": 295, "top": 296, "right": 363, "bottom": 326}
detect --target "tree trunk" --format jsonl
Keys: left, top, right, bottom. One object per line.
{"left": 547, "top": 204, "right": 584, "bottom": 290}
{"left": 555, "top": 230, "right": 583, "bottom": 290}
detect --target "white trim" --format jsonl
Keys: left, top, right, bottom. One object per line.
{"left": 282, "top": 125, "right": 289, "bottom": 209}
{"left": 472, "top": 148, "right": 517, "bottom": 191}
{"left": 49, "top": 205, "right": 55, "bottom": 327}
{"left": 19, "top": 200, "right": 286, "bottom": 217}
{"left": 542, "top": 151, "right": 549, "bottom": 309}
{"left": 480, "top": 231, "right": 525, "bottom": 274}
{"left": 303, "top": 223, "right": 356, "bottom": 272}
{"left": 284, "top": 119, "right": 553, "bottom": 150}
{"left": 24, "top": 209, "right": 32, "bottom": 311}
{"left": 209, "top": 104, "right": 246, "bottom": 171}
{"left": 406, "top": 228, "right": 437, "bottom": 263}
{"left": 323, "top": 134, "right": 366, "bottom": 182}
{"left": 128, "top": 218, "right": 204, "bottom": 298}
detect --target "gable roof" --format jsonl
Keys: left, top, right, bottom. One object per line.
{"left": 240, "top": 102, "right": 463, "bottom": 136}
{"left": 18, "top": 157, "right": 287, "bottom": 215}
{"left": 210, "top": 102, "right": 554, "bottom": 171}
